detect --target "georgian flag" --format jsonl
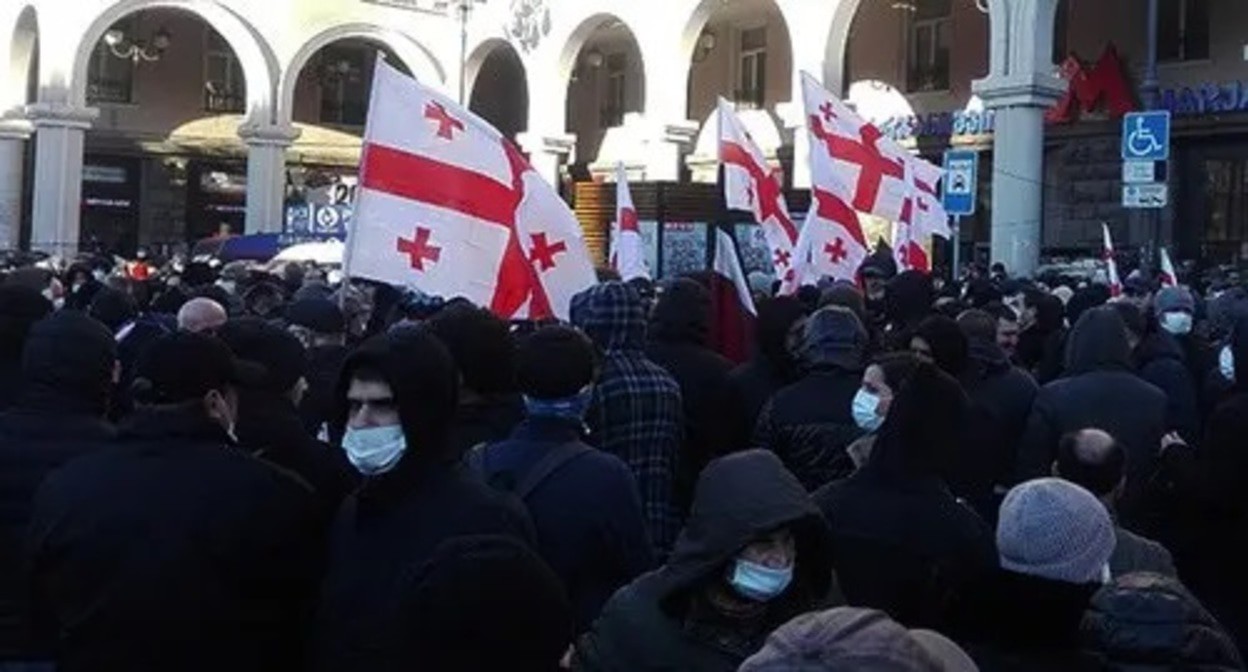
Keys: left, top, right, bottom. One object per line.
{"left": 1159, "top": 247, "right": 1177, "bottom": 287}
{"left": 344, "top": 60, "right": 595, "bottom": 320}
{"left": 709, "top": 228, "right": 757, "bottom": 364}
{"left": 609, "top": 163, "right": 650, "bottom": 282}
{"left": 791, "top": 188, "right": 869, "bottom": 284}
{"left": 718, "top": 98, "right": 798, "bottom": 295}
{"left": 1102, "top": 223, "right": 1123, "bottom": 298}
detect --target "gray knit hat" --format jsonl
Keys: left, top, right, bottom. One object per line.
{"left": 1154, "top": 285, "right": 1195, "bottom": 315}
{"left": 997, "top": 478, "right": 1115, "bottom": 584}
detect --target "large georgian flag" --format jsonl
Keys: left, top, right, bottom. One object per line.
{"left": 718, "top": 98, "right": 799, "bottom": 295}
{"left": 609, "top": 163, "right": 650, "bottom": 282}
{"left": 344, "top": 60, "right": 595, "bottom": 320}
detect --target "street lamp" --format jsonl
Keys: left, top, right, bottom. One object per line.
{"left": 435, "top": 0, "right": 487, "bottom": 105}
{"left": 102, "top": 26, "right": 171, "bottom": 64}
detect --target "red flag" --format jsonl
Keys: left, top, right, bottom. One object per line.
{"left": 345, "top": 60, "right": 595, "bottom": 320}
{"left": 709, "top": 228, "right": 757, "bottom": 364}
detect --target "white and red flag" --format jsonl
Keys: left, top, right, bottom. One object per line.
{"left": 791, "top": 188, "right": 869, "bottom": 284}
{"left": 1102, "top": 223, "right": 1123, "bottom": 298}
{"left": 1159, "top": 247, "right": 1177, "bottom": 287}
{"left": 344, "top": 60, "right": 595, "bottom": 320}
{"left": 609, "top": 163, "right": 650, "bottom": 282}
{"left": 709, "top": 228, "right": 757, "bottom": 364}
{"left": 718, "top": 98, "right": 799, "bottom": 294}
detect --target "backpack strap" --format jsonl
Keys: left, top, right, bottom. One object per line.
{"left": 514, "top": 442, "right": 593, "bottom": 500}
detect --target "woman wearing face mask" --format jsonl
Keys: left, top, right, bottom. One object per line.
{"left": 847, "top": 353, "right": 921, "bottom": 470}
{"left": 573, "top": 450, "right": 835, "bottom": 671}
{"left": 314, "top": 329, "right": 536, "bottom": 672}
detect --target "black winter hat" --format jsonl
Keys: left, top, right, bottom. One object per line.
{"left": 219, "top": 318, "right": 307, "bottom": 394}
{"left": 134, "top": 331, "right": 264, "bottom": 404}
{"left": 21, "top": 311, "right": 116, "bottom": 406}
{"left": 517, "top": 325, "right": 596, "bottom": 400}
{"left": 0, "top": 285, "right": 52, "bottom": 361}
{"left": 285, "top": 297, "right": 345, "bottom": 335}
{"left": 88, "top": 287, "right": 137, "bottom": 333}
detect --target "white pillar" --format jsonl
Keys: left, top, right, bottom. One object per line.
{"left": 0, "top": 117, "right": 32, "bottom": 250}
{"left": 518, "top": 132, "right": 575, "bottom": 188}
{"left": 28, "top": 104, "right": 97, "bottom": 259}
{"left": 642, "top": 121, "right": 698, "bottom": 182}
{"left": 777, "top": 100, "right": 810, "bottom": 189}
{"left": 239, "top": 124, "right": 300, "bottom": 235}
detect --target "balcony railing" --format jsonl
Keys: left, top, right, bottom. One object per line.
{"left": 87, "top": 79, "right": 133, "bottom": 105}
{"left": 205, "top": 90, "right": 246, "bottom": 114}
{"left": 907, "top": 65, "right": 950, "bottom": 93}
{"left": 733, "top": 89, "right": 765, "bottom": 111}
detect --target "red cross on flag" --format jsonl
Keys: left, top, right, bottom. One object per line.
{"left": 901, "top": 156, "right": 952, "bottom": 241}
{"left": 717, "top": 98, "right": 799, "bottom": 295}
{"left": 801, "top": 72, "right": 911, "bottom": 223}
{"left": 1159, "top": 247, "right": 1177, "bottom": 287}
{"left": 609, "top": 163, "right": 650, "bottom": 282}
{"left": 344, "top": 60, "right": 595, "bottom": 320}
{"left": 790, "top": 188, "right": 869, "bottom": 284}
{"left": 1102, "top": 223, "right": 1123, "bottom": 298}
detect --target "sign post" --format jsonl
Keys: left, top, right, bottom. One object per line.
{"left": 1120, "top": 111, "right": 1170, "bottom": 210}
{"left": 942, "top": 149, "right": 978, "bottom": 278}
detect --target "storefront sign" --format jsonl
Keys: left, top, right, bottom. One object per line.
{"left": 879, "top": 110, "right": 995, "bottom": 143}
{"left": 1160, "top": 81, "right": 1248, "bottom": 117}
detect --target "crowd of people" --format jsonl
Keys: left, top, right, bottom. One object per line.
{"left": 0, "top": 246, "right": 1244, "bottom": 671}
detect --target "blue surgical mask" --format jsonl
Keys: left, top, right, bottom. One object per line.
{"left": 523, "top": 388, "right": 593, "bottom": 421}
{"left": 1220, "top": 345, "right": 1235, "bottom": 383}
{"left": 730, "top": 558, "right": 794, "bottom": 602}
{"left": 852, "top": 388, "right": 884, "bottom": 432}
{"left": 342, "top": 424, "right": 407, "bottom": 476}
{"left": 1160, "top": 311, "right": 1193, "bottom": 336}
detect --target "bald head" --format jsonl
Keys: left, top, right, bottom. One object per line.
{"left": 177, "top": 298, "right": 227, "bottom": 334}
{"left": 1054, "top": 428, "right": 1125, "bottom": 500}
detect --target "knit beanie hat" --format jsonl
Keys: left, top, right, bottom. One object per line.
{"left": 1154, "top": 285, "right": 1196, "bottom": 315}
{"left": 997, "top": 478, "right": 1115, "bottom": 584}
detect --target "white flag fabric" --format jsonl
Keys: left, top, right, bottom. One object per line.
{"left": 792, "top": 188, "right": 869, "bottom": 283}
{"left": 905, "top": 156, "right": 952, "bottom": 240}
{"left": 1102, "top": 224, "right": 1123, "bottom": 298}
{"left": 345, "top": 60, "right": 595, "bottom": 320}
{"left": 1159, "top": 247, "right": 1177, "bottom": 287}
{"left": 609, "top": 163, "right": 650, "bottom": 282}
{"left": 718, "top": 98, "right": 798, "bottom": 294}
{"left": 713, "top": 228, "right": 757, "bottom": 317}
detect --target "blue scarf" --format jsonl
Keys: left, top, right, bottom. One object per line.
{"left": 523, "top": 389, "right": 592, "bottom": 422}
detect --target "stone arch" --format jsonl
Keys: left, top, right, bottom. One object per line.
{"left": 680, "top": 0, "right": 795, "bottom": 122}
{"left": 466, "top": 38, "right": 528, "bottom": 138}
{"left": 279, "top": 23, "right": 444, "bottom": 126}
{"left": 554, "top": 13, "right": 646, "bottom": 106}
{"left": 6, "top": 4, "right": 37, "bottom": 111}
{"left": 557, "top": 12, "right": 647, "bottom": 168}
{"left": 69, "top": 0, "right": 277, "bottom": 123}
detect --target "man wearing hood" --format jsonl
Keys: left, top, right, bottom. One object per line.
{"left": 1015, "top": 306, "right": 1167, "bottom": 525}
{"left": 314, "top": 328, "right": 534, "bottom": 671}
{"left": 647, "top": 278, "right": 742, "bottom": 509}
{"left": 572, "top": 450, "right": 835, "bottom": 671}
{"left": 0, "top": 313, "right": 114, "bottom": 667}
{"left": 0, "top": 286, "right": 52, "bottom": 411}
{"left": 27, "top": 332, "right": 321, "bottom": 672}
{"left": 753, "top": 306, "right": 867, "bottom": 491}
{"left": 286, "top": 297, "right": 350, "bottom": 435}
{"left": 571, "top": 282, "right": 684, "bottom": 556}
{"left": 729, "top": 296, "right": 807, "bottom": 428}
{"left": 882, "top": 270, "right": 934, "bottom": 352}
{"left": 1114, "top": 301, "right": 1200, "bottom": 441}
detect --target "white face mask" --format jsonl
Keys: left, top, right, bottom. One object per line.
{"left": 1159, "top": 311, "right": 1193, "bottom": 336}
{"left": 1220, "top": 345, "right": 1235, "bottom": 383}
{"left": 852, "top": 388, "right": 884, "bottom": 433}
{"left": 343, "top": 424, "right": 407, "bottom": 476}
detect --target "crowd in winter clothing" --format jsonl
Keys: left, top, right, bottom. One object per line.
{"left": 0, "top": 249, "right": 1244, "bottom": 671}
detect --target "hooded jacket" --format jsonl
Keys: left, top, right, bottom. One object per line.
{"left": 571, "top": 283, "right": 684, "bottom": 555}
{"left": 573, "top": 450, "right": 835, "bottom": 672}
{"left": 0, "top": 313, "right": 114, "bottom": 661}
{"left": 729, "top": 297, "right": 805, "bottom": 427}
{"left": 882, "top": 271, "right": 934, "bottom": 352}
{"left": 1133, "top": 329, "right": 1201, "bottom": 441}
{"left": 0, "top": 286, "right": 52, "bottom": 411}
{"left": 1016, "top": 307, "right": 1166, "bottom": 525}
{"left": 753, "top": 307, "right": 867, "bottom": 491}
{"left": 815, "top": 363, "right": 995, "bottom": 630}
{"left": 315, "top": 330, "right": 534, "bottom": 672}
{"left": 646, "top": 279, "right": 742, "bottom": 508}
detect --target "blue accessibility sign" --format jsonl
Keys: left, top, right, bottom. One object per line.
{"left": 1121, "top": 111, "right": 1171, "bottom": 162}
{"left": 942, "top": 149, "right": 978, "bottom": 216}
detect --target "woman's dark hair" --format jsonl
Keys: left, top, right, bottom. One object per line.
{"left": 424, "top": 302, "right": 517, "bottom": 397}
{"left": 870, "top": 351, "right": 922, "bottom": 391}
{"left": 516, "top": 326, "right": 597, "bottom": 400}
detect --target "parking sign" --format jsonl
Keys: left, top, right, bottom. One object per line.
{"left": 942, "top": 150, "right": 978, "bottom": 216}
{"left": 1121, "top": 111, "right": 1171, "bottom": 162}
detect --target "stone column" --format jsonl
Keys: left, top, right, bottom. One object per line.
{"left": 641, "top": 120, "right": 698, "bottom": 182}
{"left": 518, "top": 132, "right": 575, "bottom": 188}
{"left": 0, "top": 117, "right": 32, "bottom": 250}
{"left": 972, "top": 75, "right": 1063, "bottom": 277}
{"left": 239, "top": 124, "right": 300, "bottom": 235}
{"left": 28, "top": 104, "right": 97, "bottom": 258}
{"left": 777, "top": 100, "right": 810, "bottom": 189}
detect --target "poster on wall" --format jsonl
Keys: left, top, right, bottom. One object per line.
{"left": 661, "top": 222, "right": 708, "bottom": 278}
{"left": 636, "top": 220, "right": 660, "bottom": 276}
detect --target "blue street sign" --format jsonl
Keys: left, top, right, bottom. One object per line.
{"left": 1121, "top": 111, "right": 1171, "bottom": 162}
{"left": 942, "top": 149, "right": 978, "bottom": 216}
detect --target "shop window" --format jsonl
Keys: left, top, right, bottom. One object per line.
{"left": 907, "top": 0, "right": 951, "bottom": 93}
{"left": 204, "top": 28, "right": 245, "bottom": 114}
{"left": 1159, "top": 0, "right": 1210, "bottom": 62}
{"left": 319, "top": 46, "right": 371, "bottom": 127}
{"left": 601, "top": 53, "right": 626, "bottom": 128}
{"left": 87, "top": 19, "right": 136, "bottom": 104}
{"left": 1204, "top": 159, "right": 1248, "bottom": 246}
{"left": 736, "top": 27, "right": 767, "bottom": 110}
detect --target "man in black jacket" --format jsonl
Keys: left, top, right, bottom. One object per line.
{"left": 287, "top": 297, "right": 350, "bottom": 436}
{"left": 0, "top": 312, "right": 115, "bottom": 668}
{"left": 26, "top": 332, "right": 321, "bottom": 672}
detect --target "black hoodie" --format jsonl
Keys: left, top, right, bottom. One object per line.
{"left": 729, "top": 296, "right": 806, "bottom": 427}
{"left": 574, "top": 450, "right": 834, "bottom": 672}
{"left": 1016, "top": 307, "right": 1167, "bottom": 524}
{"left": 315, "top": 330, "right": 534, "bottom": 672}
{"left": 0, "top": 286, "right": 52, "bottom": 411}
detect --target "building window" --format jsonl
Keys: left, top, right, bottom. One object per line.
{"left": 737, "top": 27, "right": 767, "bottom": 110}
{"left": 1052, "top": 0, "right": 1069, "bottom": 63}
{"left": 204, "top": 28, "right": 245, "bottom": 113}
{"left": 1204, "top": 159, "right": 1248, "bottom": 247}
{"left": 318, "top": 46, "right": 371, "bottom": 126}
{"left": 601, "top": 53, "right": 626, "bottom": 127}
{"left": 87, "top": 19, "right": 136, "bottom": 104}
{"left": 906, "top": 0, "right": 951, "bottom": 93}
{"left": 1159, "top": 0, "right": 1210, "bottom": 62}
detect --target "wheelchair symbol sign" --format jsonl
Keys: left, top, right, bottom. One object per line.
{"left": 1121, "top": 111, "right": 1170, "bottom": 162}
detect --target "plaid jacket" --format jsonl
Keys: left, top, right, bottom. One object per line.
{"left": 573, "top": 283, "right": 685, "bottom": 556}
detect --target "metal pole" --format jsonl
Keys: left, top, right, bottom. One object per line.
{"left": 1142, "top": 0, "right": 1160, "bottom": 110}
{"left": 457, "top": 1, "right": 469, "bottom": 105}
{"left": 952, "top": 214, "right": 961, "bottom": 282}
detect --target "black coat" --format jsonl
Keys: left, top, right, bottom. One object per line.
{"left": 754, "top": 368, "right": 863, "bottom": 491}
{"left": 1134, "top": 330, "right": 1201, "bottom": 441}
{"left": 1016, "top": 307, "right": 1167, "bottom": 525}
{"left": 26, "top": 407, "right": 321, "bottom": 672}
{"left": 299, "top": 344, "right": 349, "bottom": 435}
{"left": 443, "top": 394, "right": 525, "bottom": 458}
{"left": 573, "top": 450, "right": 835, "bottom": 672}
